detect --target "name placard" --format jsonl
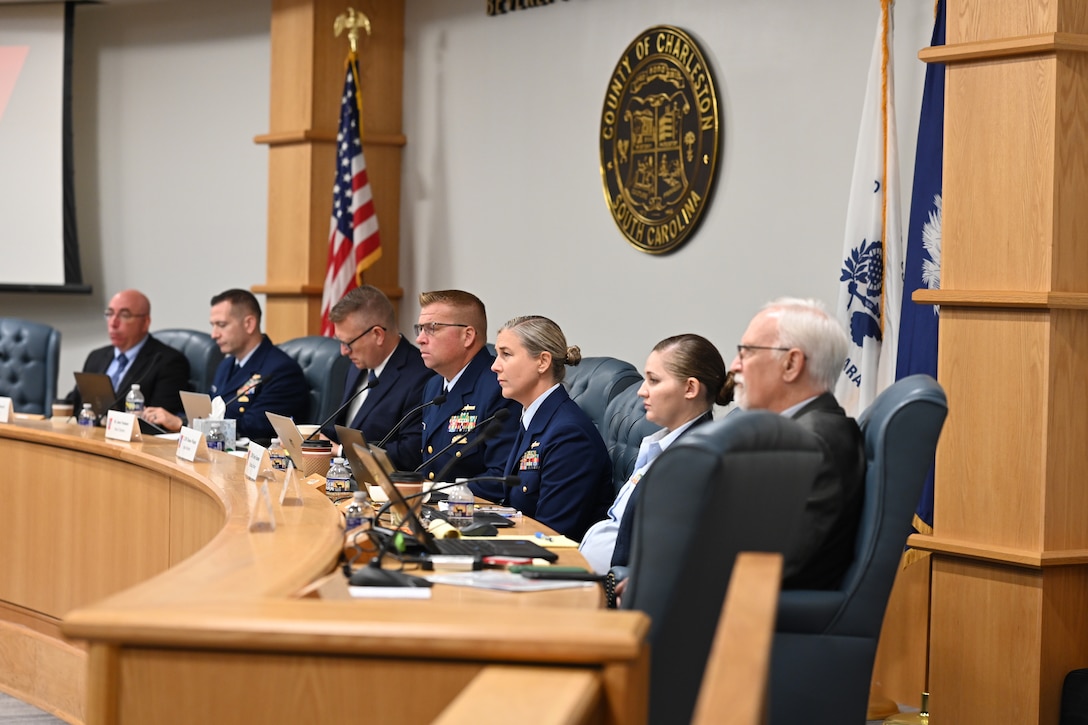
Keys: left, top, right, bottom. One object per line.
{"left": 104, "top": 410, "right": 140, "bottom": 441}
{"left": 244, "top": 442, "right": 272, "bottom": 481}
{"left": 0, "top": 397, "right": 12, "bottom": 423}
{"left": 176, "top": 425, "right": 210, "bottom": 462}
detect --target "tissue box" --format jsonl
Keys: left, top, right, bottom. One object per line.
{"left": 192, "top": 418, "right": 237, "bottom": 451}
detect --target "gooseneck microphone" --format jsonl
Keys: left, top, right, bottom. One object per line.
{"left": 305, "top": 375, "right": 380, "bottom": 441}
{"left": 220, "top": 374, "right": 273, "bottom": 409}
{"left": 370, "top": 474, "right": 522, "bottom": 523}
{"left": 375, "top": 392, "right": 447, "bottom": 449}
{"left": 413, "top": 407, "right": 511, "bottom": 475}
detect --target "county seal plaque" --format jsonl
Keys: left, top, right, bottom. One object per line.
{"left": 600, "top": 26, "right": 721, "bottom": 254}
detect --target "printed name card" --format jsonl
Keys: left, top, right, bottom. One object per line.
{"left": 104, "top": 410, "right": 140, "bottom": 441}
{"left": 244, "top": 441, "right": 272, "bottom": 481}
{"left": 0, "top": 397, "right": 12, "bottom": 423}
{"left": 176, "top": 426, "right": 210, "bottom": 462}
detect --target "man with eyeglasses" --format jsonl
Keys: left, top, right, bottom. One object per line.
{"left": 65, "top": 289, "right": 190, "bottom": 415}
{"left": 321, "top": 285, "right": 431, "bottom": 470}
{"left": 415, "top": 290, "right": 519, "bottom": 483}
{"left": 144, "top": 289, "right": 307, "bottom": 443}
{"left": 728, "top": 297, "right": 865, "bottom": 590}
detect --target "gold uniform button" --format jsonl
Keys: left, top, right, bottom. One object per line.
{"left": 522, "top": 486, "right": 528, "bottom": 493}
{"left": 238, "top": 407, "right": 245, "bottom": 412}
{"left": 427, "top": 446, "right": 433, "bottom": 454}
{"left": 429, "top": 472, "right": 435, "bottom": 480}
{"left": 455, "top": 451, "right": 461, "bottom": 458}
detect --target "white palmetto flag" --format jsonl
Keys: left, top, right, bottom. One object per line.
{"left": 835, "top": 1, "right": 903, "bottom": 417}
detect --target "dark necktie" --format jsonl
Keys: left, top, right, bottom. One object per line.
{"left": 111, "top": 352, "right": 129, "bottom": 390}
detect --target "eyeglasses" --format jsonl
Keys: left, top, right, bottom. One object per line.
{"left": 413, "top": 321, "right": 469, "bottom": 337}
{"left": 338, "top": 324, "right": 384, "bottom": 350}
{"left": 736, "top": 344, "right": 791, "bottom": 360}
{"left": 104, "top": 309, "right": 147, "bottom": 322}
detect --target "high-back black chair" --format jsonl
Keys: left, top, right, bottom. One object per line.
{"left": 622, "top": 410, "right": 826, "bottom": 725}
{"left": 153, "top": 329, "right": 224, "bottom": 394}
{"left": 277, "top": 335, "right": 351, "bottom": 424}
{"left": 0, "top": 318, "right": 60, "bottom": 416}
{"left": 562, "top": 356, "right": 642, "bottom": 434}
{"left": 769, "top": 374, "right": 948, "bottom": 725}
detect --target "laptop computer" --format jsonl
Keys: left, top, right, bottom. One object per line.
{"left": 350, "top": 442, "right": 559, "bottom": 562}
{"left": 179, "top": 391, "right": 212, "bottom": 423}
{"left": 73, "top": 372, "right": 119, "bottom": 418}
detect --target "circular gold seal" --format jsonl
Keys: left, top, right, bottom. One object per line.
{"left": 600, "top": 26, "right": 721, "bottom": 254}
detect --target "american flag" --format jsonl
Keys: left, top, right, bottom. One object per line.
{"left": 320, "top": 52, "right": 381, "bottom": 337}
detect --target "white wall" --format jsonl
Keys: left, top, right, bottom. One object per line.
{"left": 0, "top": 0, "right": 936, "bottom": 392}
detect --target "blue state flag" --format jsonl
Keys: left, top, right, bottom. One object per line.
{"left": 896, "top": 0, "right": 945, "bottom": 531}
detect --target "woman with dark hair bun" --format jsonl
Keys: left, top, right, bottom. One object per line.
{"left": 580, "top": 333, "right": 733, "bottom": 573}
{"left": 475, "top": 315, "right": 611, "bottom": 540}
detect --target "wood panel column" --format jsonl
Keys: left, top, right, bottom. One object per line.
{"left": 910, "top": 2, "right": 1088, "bottom": 722}
{"left": 254, "top": 0, "right": 405, "bottom": 343}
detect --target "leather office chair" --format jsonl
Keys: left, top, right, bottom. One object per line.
{"left": 602, "top": 380, "right": 660, "bottom": 493}
{"left": 622, "top": 411, "right": 826, "bottom": 725}
{"left": 562, "top": 356, "right": 642, "bottom": 433}
{"left": 0, "top": 318, "right": 60, "bottom": 416}
{"left": 153, "top": 328, "right": 225, "bottom": 393}
{"left": 768, "top": 374, "right": 948, "bottom": 725}
{"left": 277, "top": 336, "right": 351, "bottom": 424}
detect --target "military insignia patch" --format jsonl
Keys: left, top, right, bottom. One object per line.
{"left": 600, "top": 25, "right": 721, "bottom": 254}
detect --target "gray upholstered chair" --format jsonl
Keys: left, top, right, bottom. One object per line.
{"left": 562, "top": 356, "right": 642, "bottom": 433}
{"left": 769, "top": 374, "right": 948, "bottom": 725}
{"left": 621, "top": 410, "right": 825, "bottom": 725}
{"left": 277, "top": 335, "right": 351, "bottom": 424}
{"left": 153, "top": 328, "right": 224, "bottom": 394}
{"left": 0, "top": 318, "right": 60, "bottom": 416}
{"left": 601, "top": 380, "right": 660, "bottom": 493}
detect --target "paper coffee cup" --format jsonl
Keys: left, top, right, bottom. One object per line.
{"left": 52, "top": 403, "right": 74, "bottom": 420}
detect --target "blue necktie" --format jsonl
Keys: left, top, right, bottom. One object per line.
{"left": 111, "top": 352, "right": 129, "bottom": 391}
{"left": 368, "top": 370, "right": 379, "bottom": 388}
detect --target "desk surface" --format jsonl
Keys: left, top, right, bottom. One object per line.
{"left": 0, "top": 421, "right": 641, "bottom": 725}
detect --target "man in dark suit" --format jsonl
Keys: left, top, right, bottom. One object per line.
{"left": 729, "top": 297, "right": 866, "bottom": 590}
{"left": 321, "top": 285, "right": 431, "bottom": 471}
{"left": 415, "top": 290, "right": 519, "bottom": 483}
{"left": 144, "top": 289, "right": 307, "bottom": 442}
{"left": 65, "top": 289, "right": 189, "bottom": 414}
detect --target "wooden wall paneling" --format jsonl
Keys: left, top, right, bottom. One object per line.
{"left": 257, "top": 0, "right": 405, "bottom": 340}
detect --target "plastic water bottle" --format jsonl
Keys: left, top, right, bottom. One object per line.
{"left": 344, "top": 489, "right": 369, "bottom": 531}
{"left": 206, "top": 421, "right": 226, "bottom": 451}
{"left": 268, "top": 437, "right": 288, "bottom": 470}
{"left": 77, "top": 403, "right": 96, "bottom": 430}
{"left": 325, "top": 457, "right": 352, "bottom": 498}
{"left": 446, "top": 478, "right": 475, "bottom": 530}
{"left": 124, "top": 384, "right": 145, "bottom": 415}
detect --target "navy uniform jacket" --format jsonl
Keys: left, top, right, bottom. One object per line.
{"left": 785, "top": 392, "right": 865, "bottom": 590}
{"left": 209, "top": 336, "right": 308, "bottom": 442}
{"left": 67, "top": 335, "right": 190, "bottom": 414}
{"left": 323, "top": 336, "right": 432, "bottom": 471}
{"left": 419, "top": 347, "right": 519, "bottom": 482}
{"left": 490, "top": 386, "right": 612, "bottom": 541}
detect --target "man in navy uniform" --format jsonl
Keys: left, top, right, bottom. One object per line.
{"left": 322, "top": 285, "right": 431, "bottom": 471}
{"left": 415, "top": 290, "right": 518, "bottom": 483}
{"left": 144, "top": 289, "right": 307, "bottom": 442}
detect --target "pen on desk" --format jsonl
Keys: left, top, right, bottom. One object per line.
{"left": 534, "top": 531, "right": 555, "bottom": 542}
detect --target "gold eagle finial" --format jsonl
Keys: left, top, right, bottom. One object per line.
{"left": 334, "top": 8, "right": 371, "bottom": 54}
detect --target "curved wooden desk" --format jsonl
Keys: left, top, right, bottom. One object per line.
{"left": 0, "top": 422, "right": 648, "bottom": 725}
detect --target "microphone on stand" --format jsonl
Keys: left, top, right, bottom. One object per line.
{"left": 220, "top": 374, "right": 274, "bottom": 409}
{"left": 414, "top": 407, "right": 511, "bottom": 476}
{"left": 305, "top": 375, "right": 380, "bottom": 441}
{"left": 374, "top": 392, "right": 447, "bottom": 448}
{"left": 370, "top": 474, "right": 521, "bottom": 524}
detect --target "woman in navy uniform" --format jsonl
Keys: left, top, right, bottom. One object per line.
{"left": 482, "top": 315, "right": 612, "bottom": 541}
